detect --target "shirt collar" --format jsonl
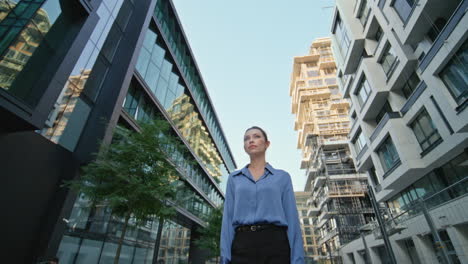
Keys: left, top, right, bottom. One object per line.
{"left": 233, "top": 163, "right": 276, "bottom": 177}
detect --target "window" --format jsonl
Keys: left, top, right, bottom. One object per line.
{"left": 334, "top": 15, "right": 351, "bottom": 57}
{"left": 375, "top": 101, "right": 392, "bottom": 124}
{"left": 377, "top": 136, "right": 400, "bottom": 174}
{"left": 308, "top": 79, "right": 323, "bottom": 87}
{"left": 401, "top": 71, "right": 421, "bottom": 98}
{"left": 307, "top": 70, "right": 319, "bottom": 77}
{"left": 306, "top": 62, "right": 317, "bottom": 68}
{"left": 392, "top": 0, "right": 416, "bottom": 22}
{"left": 358, "top": 0, "right": 371, "bottom": 26}
{"left": 439, "top": 40, "right": 468, "bottom": 104}
{"left": 374, "top": 26, "right": 383, "bottom": 43}
{"left": 355, "top": 76, "right": 372, "bottom": 106}
{"left": 368, "top": 166, "right": 380, "bottom": 185}
{"left": 325, "top": 78, "right": 337, "bottom": 85}
{"left": 410, "top": 108, "right": 442, "bottom": 152}
{"left": 380, "top": 44, "right": 399, "bottom": 76}
{"left": 353, "top": 129, "right": 367, "bottom": 154}
{"left": 426, "top": 18, "right": 447, "bottom": 43}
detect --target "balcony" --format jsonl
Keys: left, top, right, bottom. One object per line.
{"left": 319, "top": 57, "right": 336, "bottom": 70}
{"left": 313, "top": 176, "right": 327, "bottom": 190}
{"left": 369, "top": 112, "right": 401, "bottom": 142}
{"left": 392, "top": 0, "right": 463, "bottom": 48}
{"left": 329, "top": 98, "right": 350, "bottom": 109}
{"left": 300, "top": 88, "right": 331, "bottom": 100}
{"left": 328, "top": 185, "right": 366, "bottom": 197}
{"left": 308, "top": 206, "right": 320, "bottom": 217}
{"left": 318, "top": 228, "right": 338, "bottom": 246}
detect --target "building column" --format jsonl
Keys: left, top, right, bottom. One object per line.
{"left": 446, "top": 225, "right": 468, "bottom": 264}
{"left": 413, "top": 234, "right": 439, "bottom": 264}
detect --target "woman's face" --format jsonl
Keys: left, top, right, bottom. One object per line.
{"left": 244, "top": 128, "right": 270, "bottom": 156}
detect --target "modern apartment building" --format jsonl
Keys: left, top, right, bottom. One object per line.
{"left": 296, "top": 191, "right": 321, "bottom": 263}
{"left": 290, "top": 37, "right": 375, "bottom": 264}
{"left": 0, "top": 0, "right": 236, "bottom": 263}
{"left": 330, "top": 0, "right": 468, "bottom": 263}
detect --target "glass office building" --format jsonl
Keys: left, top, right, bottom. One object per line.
{"left": 0, "top": 0, "right": 236, "bottom": 263}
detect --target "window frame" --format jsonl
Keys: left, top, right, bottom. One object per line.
{"left": 377, "top": 135, "right": 401, "bottom": 174}
{"left": 355, "top": 75, "right": 372, "bottom": 107}
{"left": 409, "top": 108, "right": 442, "bottom": 153}
{"left": 439, "top": 39, "right": 468, "bottom": 104}
{"left": 379, "top": 43, "right": 399, "bottom": 77}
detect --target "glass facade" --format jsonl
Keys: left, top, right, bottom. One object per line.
{"left": 41, "top": 0, "right": 133, "bottom": 151}
{"left": 440, "top": 39, "right": 468, "bottom": 104}
{"left": 410, "top": 108, "right": 442, "bottom": 152}
{"left": 387, "top": 151, "right": 468, "bottom": 213}
{"left": 153, "top": 0, "right": 235, "bottom": 172}
{"left": 135, "top": 22, "right": 229, "bottom": 183}
{"left": 57, "top": 194, "right": 160, "bottom": 264}
{"left": 47, "top": 1, "right": 235, "bottom": 263}
{"left": 157, "top": 220, "right": 191, "bottom": 264}
{"left": 0, "top": 0, "right": 66, "bottom": 107}
{"left": 377, "top": 136, "right": 400, "bottom": 174}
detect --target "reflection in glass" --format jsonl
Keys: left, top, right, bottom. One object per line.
{"left": 0, "top": 0, "right": 60, "bottom": 106}
{"left": 157, "top": 220, "right": 191, "bottom": 264}
{"left": 135, "top": 25, "right": 226, "bottom": 182}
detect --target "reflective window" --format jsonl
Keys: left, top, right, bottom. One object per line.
{"left": 380, "top": 44, "right": 398, "bottom": 76}
{"left": 401, "top": 71, "right": 421, "bottom": 99}
{"left": 41, "top": 0, "right": 131, "bottom": 151}
{"left": 353, "top": 129, "right": 366, "bottom": 154}
{"left": 135, "top": 23, "right": 227, "bottom": 182}
{"left": 392, "top": 0, "right": 415, "bottom": 22}
{"left": 410, "top": 108, "right": 442, "bottom": 152}
{"left": 157, "top": 220, "right": 191, "bottom": 264}
{"left": 334, "top": 15, "right": 350, "bottom": 57}
{"left": 0, "top": 0, "right": 63, "bottom": 106}
{"left": 375, "top": 101, "right": 392, "bottom": 125}
{"left": 357, "top": 0, "right": 371, "bottom": 26}
{"left": 377, "top": 136, "right": 400, "bottom": 174}
{"left": 355, "top": 76, "right": 372, "bottom": 107}
{"left": 440, "top": 39, "right": 468, "bottom": 104}
{"left": 153, "top": 1, "right": 235, "bottom": 171}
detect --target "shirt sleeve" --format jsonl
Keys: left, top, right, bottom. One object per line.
{"left": 282, "top": 173, "right": 305, "bottom": 264}
{"left": 220, "top": 175, "right": 235, "bottom": 264}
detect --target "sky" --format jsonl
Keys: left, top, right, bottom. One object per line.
{"left": 171, "top": 0, "right": 335, "bottom": 191}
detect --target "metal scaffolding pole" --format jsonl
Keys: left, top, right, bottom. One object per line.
{"left": 368, "top": 187, "right": 397, "bottom": 264}
{"left": 419, "top": 200, "right": 453, "bottom": 264}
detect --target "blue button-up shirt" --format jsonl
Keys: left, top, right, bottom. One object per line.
{"left": 220, "top": 163, "right": 304, "bottom": 264}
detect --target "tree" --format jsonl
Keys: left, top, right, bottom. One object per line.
{"left": 66, "top": 119, "right": 187, "bottom": 264}
{"left": 194, "top": 205, "right": 223, "bottom": 260}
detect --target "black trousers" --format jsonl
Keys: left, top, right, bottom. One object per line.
{"left": 231, "top": 227, "right": 291, "bottom": 264}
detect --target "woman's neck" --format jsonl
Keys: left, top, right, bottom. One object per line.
{"left": 249, "top": 156, "right": 267, "bottom": 170}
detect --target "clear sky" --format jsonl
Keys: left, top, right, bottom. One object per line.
{"left": 171, "top": 0, "right": 335, "bottom": 191}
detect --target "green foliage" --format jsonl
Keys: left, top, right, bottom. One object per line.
{"left": 66, "top": 119, "right": 187, "bottom": 223}
{"left": 194, "top": 205, "right": 223, "bottom": 258}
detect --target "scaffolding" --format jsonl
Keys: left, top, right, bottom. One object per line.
{"left": 290, "top": 37, "right": 375, "bottom": 264}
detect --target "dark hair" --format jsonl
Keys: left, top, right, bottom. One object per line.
{"left": 245, "top": 126, "right": 268, "bottom": 141}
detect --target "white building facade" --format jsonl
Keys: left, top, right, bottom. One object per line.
{"left": 330, "top": 0, "right": 468, "bottom": 263}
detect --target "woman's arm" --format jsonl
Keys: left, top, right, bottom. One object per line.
{"left": 220, "top": 175, "right": 235, "bottom": 264}
{"left": 282, "top": 173, "right": 305, "bottom": 264}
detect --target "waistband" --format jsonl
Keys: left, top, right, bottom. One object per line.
{"left": 235, "top": 223, "right": 286, "bottom": 233}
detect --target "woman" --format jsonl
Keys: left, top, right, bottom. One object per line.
{"left": 220, "top": 126, "right": 304, "bottom": 264}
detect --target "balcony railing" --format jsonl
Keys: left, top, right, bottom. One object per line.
{"left": 369, "top": 112, "right": 401, "bottom": 142}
